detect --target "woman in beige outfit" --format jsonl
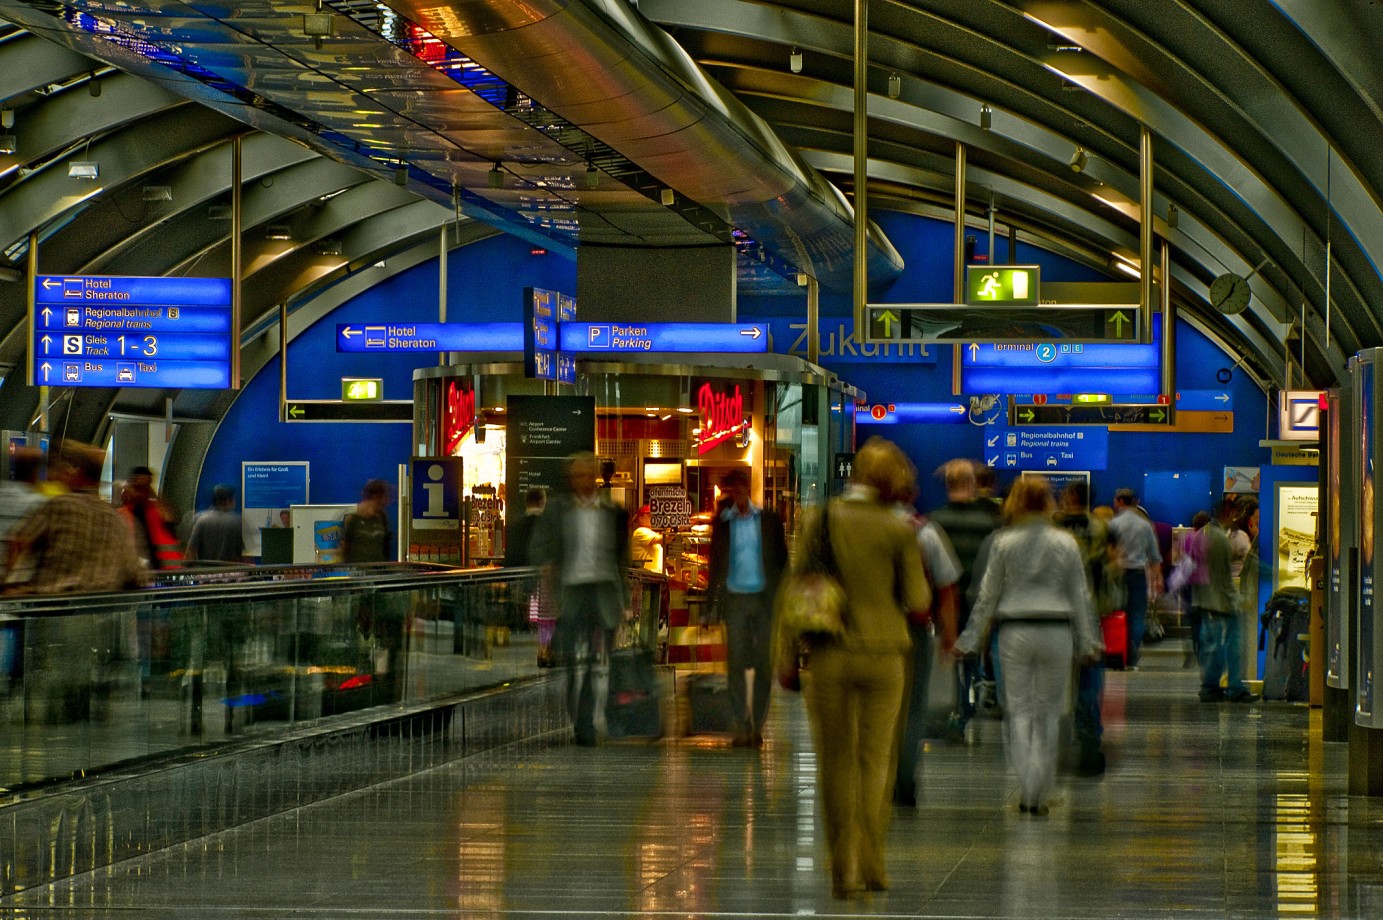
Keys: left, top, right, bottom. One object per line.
{"left": 783, "top": 437, "right": 930, "bottom": 899}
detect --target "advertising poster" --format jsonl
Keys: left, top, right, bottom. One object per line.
{"left": 1224, "top": 466, "right": 1261, "bottom": 494}
{"left": 314, "top": 518, "right": 344, "bottom": 564}
{"left": 1274, "top": 483, "right": 1319, "bottom": 591}
{"left": 241, "top": 461, "right": 309, "bottom": 555}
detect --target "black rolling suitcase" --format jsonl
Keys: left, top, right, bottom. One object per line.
{"left": 1260, "top": 587, "right": 1310, "bottom": 702}
{"left": 604, "top": 646, "right": 663, "bottom": 739}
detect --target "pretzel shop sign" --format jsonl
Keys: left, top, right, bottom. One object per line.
{"left": 692, "top": 382, "right": 749, "bottom": 454}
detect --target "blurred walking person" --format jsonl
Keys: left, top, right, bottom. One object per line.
{"left": 928, "top": 459, "right": 1001, "bottom": 738}
{"left": 531, "top": 452, "right": 630, "bottom": 746}
{"left": 783, "top": 437, "right": 929, "bottom": 898}
{"left": 953, "top": 476, "right": 1098, "bottom": 816}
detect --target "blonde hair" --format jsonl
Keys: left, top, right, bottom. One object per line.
{"left": 851, "top": 437, "right": 917, "bottom": 506}
{"left": 1003, "top": 474, "right": 1054, "bottom": 521}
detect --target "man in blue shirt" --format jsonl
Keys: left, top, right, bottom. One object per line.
{"left": 1107, "top": 488, "right": 1164, "bottom": 668}
{"left": 707, "top": 469, "right": 788, "bottom": 746}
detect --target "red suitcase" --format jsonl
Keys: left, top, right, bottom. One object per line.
{"left": 1102, "top": 611, "right": 1128, "bottom": 670}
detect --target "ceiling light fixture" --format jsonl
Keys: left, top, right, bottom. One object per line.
{"left": 487, "top": 162, "right": 505, "bottom": 189}
{"left": 265, "top": 224, "right": 293, "bottom": 241}
{"left": 1110, "top": 255, "right": 1141, "bottom": 279}
{"left": 585, "top": 163, "right": 599, "bottom": 189}
{"left": 1069, "top": 146, "right": 1089, "bottom": 173}
{"left": 88, "top": 76, "right": 101, "bottom": 98}
{"left": 315, "top": 239, "right": 343, "bottom": 256}
{"left": 980, "top": 104, "right": 992, "bottom": 130}
{"left": 303, "top": 10, "right": 334, "bottom": 50}
{"left": 789, "top": 46, "right": 803, "bottom": 74}
{"left": 1167, "top": 204, "right": 1179, "bottom": 229}
{"left": 208, "top": 203, "right": 232, "bottom": 220}
{"left": 887, "top": 72, "right": 901, "bottom": 99}
{"left": 0, "top": 135, "right": 15, "bottom": 156}
{"left": 68, "top": 161, "right": 99, "bottom": 179}
{"left": 0, "top": 109, "right": 13, "bottom": 129}
{"left": 660, "top": 188, "right": 675, "bottom": 206}
{"left": 394, "top": 165, "right": 408, "bottom": 186}
{"left": 141, "top": 185, "right": 172, "bottom": 201}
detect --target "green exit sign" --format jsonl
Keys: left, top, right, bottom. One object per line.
{"left": 342, "top": 377, "right": 384, "bottom": 401}
{"left": 966, "top": 265, "right": 1040, "bottom": 306}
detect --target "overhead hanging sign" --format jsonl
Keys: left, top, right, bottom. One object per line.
{"left": 336, "top": 322, "right": 523, "bottom": 353}
{"left": 560, "top": 322, "right": 768, "bottom": 354}
{"left": 32, "top": 275, "right": 233, "bottom": 389}
{"left": 865, "top": 303, "right": 1140, "bottom": 345}
{"left": 983, "top": 426, "right": 1109, "bottom": 471}
{"left": 523, "top": 287, "right": 576, "bottom": 384}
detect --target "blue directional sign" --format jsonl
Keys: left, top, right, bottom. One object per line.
{"left": 855, "top": 402, "right": 969, "bottom": 425}
{"left": 33, "top": 275, "right": 232, "bottom": 389}
{"left": 336, "top": 322, "right": 524, "bottom": 353}
{"left": 958, "top": 327, "right": 1161, "bottom": 397}
{"left": 560, "top": 322, "right": 768, "bottom": 354}
{"left": 525, "top": 287, "right": 559, "bottom": 381}
{"left": 982, "top": 425, "right": 1109, "bottom": 472}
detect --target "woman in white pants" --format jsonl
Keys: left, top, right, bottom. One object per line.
{"left": 953, "top": 476, "right": 1099, "bottom": 816}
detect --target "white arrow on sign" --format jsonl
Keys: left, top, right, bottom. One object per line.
{"left": 342, "top": 327, "right": 360, "bottom": 338}
{"left": 987, "top": 433, "right": 999, "bottom": 447}
{"left": 948, "top": 405, "right": 965, "bottom": 415}
{"left": 986, "top": 455, "right": 998, "bottom": 467}
{"left": 40, "top": 307, "right": 52, "bottom": 322}
{"left": 740, "top": 327, "right": 763, "bottom": 339}
{"left": 1215, "top": 393, "right": 1229, "bottom": 403}
{"left": 41, "top": 278, "right": 60, "bottom": 290}
{"left": 40, "top": 362, "right": 51, "bottom": 381}
{"left": 40, "top": 335, "right": 51, "bottom": 352}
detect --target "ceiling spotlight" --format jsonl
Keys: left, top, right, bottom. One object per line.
{"left": 0, "top": 135, "right": 15, "bottom": 156}
{"left": 265, "top": 224, "right": 293, "bottom": 241}
{"left": 88, "top": 76, "right": 101, "bottom": 98}
{"left": 315, "top": 239, "right": 343, "bottom": 256}
{"left": 394, "top": 165, "right": 408, "bottom": 186}
{"left": 1069, "top": 146, "right": 1089, "bottom": 173}
{"left": 789, "top": 46, "right": 803, "bottom": 74}
{"left": 1166, "top": 204, "right": 1179, "bottom": 229}
{"left": 887, "top": 72, "right": 901, "bottom": 99}
{"left": 68, "top": 161, "right": 99, "bottom": 179}
{"left": 487, "top": 162, "right": 505, "bottom": 189}
{"left": 141, "top": 185, "right": 172, "bottom": 201}
{"left": 980, "top": 104, "right": 992, "bottom": 130}
{"left": 207, "top": 203, "right": 232, "bottom": 220}
{"left": 0, "top": 109, "right": 13, "bottom": 130}
{"left": 585, "top": 163, "right": 599, "bottom": 189}
{"left": 796, "top": 272, "right": 809, "bottom": 286}
{"left": 660, "top": 188, "right": 675, "bottom": 206}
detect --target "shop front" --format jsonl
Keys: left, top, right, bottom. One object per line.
{"left": 411, "top": 353, "right": 861, "bottom": 572}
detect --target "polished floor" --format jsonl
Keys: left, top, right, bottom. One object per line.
{"left": 4, "top": 641, "right": 1381, "bottom": 919}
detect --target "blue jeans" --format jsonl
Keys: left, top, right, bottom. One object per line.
{"left": 1074, "top": 662, "right": 1104, "bottom": 746}
{"left": 1198, "top": 610, "right": 1248, "bottom": 698}
{"left": 1122, "top": 569, "right": 1149, "bottom": 666}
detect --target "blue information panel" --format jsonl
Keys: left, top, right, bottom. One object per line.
{"left": 958, "top": 329, "right": 1161, "bottom": 397}
{"left": 525, "top": 288, "right": 558, "bottom": 382}
{"left": 560, "top": 322, "right": 768, "bottom": 354}
{"left": 982, "top": 425, "right": 1109, "bottom": 471}
{"left": 33, "top": 275, "right": 232, "bottom": 389}
{"left": 411, "top": 457, "right": 464, "bottom": 531}
{"left": 242, "top": 462, "right": 310, "bottom": 510}
{"left": 336, "top": 322, "right": 524, "bottom": 353}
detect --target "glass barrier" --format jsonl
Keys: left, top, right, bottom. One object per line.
{"left": 0, "top": 565, "right": 522, "bottom": 792}
{"left": 0, "top": 564, "right": 667, "bottom": 794}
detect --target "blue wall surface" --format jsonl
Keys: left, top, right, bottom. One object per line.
{"left": 199, "top": 211, "right": 1272, "bottom": 533}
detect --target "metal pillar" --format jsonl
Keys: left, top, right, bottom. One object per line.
{"left": 852, "top": 0, "right": 869, "bottom": 337}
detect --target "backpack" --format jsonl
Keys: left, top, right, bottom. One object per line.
{"left": 1056, "top": 511, "right": 1120, "bottom": 615}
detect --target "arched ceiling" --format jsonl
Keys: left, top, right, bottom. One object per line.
{"left": 0, "top": 0, "right": 1377, "bottom": 454}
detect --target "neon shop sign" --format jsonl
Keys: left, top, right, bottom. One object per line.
{"left": 442, "top": 379, "right": 476, "bottom": 455}
{"left": 693, "top": 382, "right": 749, "bottom": 454}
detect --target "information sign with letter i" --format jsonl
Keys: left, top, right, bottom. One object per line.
{"left": 411, "top": 457, "right": 464, "bottom": 530}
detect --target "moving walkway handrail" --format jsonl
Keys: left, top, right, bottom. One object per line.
{"left": 0, "top": 563, "right": 536, "bottom": 619}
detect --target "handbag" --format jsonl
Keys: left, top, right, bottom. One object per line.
{"left": 775, "top": 503, "right": 847, "bottom": 640}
